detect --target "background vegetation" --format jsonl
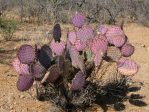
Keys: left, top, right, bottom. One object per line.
{"left": 0, "top": 0, "right": 149, "bottom": 40}
{"left": 0, "top": 0, "right": 148, "bottom": 25}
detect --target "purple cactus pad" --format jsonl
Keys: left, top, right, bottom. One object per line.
{"left": 12, "top": 57, "right": 30, "bottom": 75}
{"left": 121, "top": 43, "right": 134, "bottom": 57}
{"left": 17, "top": 74, "right": 34, "bottom": 91}
{"left": 106, "top": 25, "right": 124, "bottom": 36}
{"left": 90, "top": 37, "right": 108, "bottom": 55}
{"left": 74, "top": 39, "right": 86, "bottom": 51}
{"left": 18, "top": 44, "right": 35, "bottom": 64}
{"left": 70, "top": 71, "right": 86, "bottom": 90}
{"left": 32, "top": 62, "right": 46, "bottom": 79}
{"left": 69, "top": 47, "right": 85, "bottom": 73}
{"left": 46, "top": 65, "right": 61, "bottom": 83}
{"left": 113, "top": 35, "right": 126, "bottom": 47}
{"left": 50, "top": 40, "right": 65, "bottom": 56}
{"left": 99, "top": 35, "right": 108, "bottom": 42}
{"left": 53, "top": 24, "right": 61, "bottom": 42}
{"left": 117, "top": 58, "right": 139, "bottom": 76}
{"left": 106, "top": 26, "right": 125, "bottom": 47}
{"left": 94, "top": 52, "right": 103, "bottom": 66}
{"left": 72, "top": 12, "right": 85, "bottom": 28}
{"left": 77, "top": 25, "right": 94, "bottom": 43}
{"left": 38, "top": 45, "right": 52, "bottom": 69}
{"left": 68, "top": 31, "right": 77, "bottom": 45}
{"left": 97, "top": 24, "right": 108, "bottom": 35}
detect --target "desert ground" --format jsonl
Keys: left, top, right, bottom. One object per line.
{"left": 0, "top": 23, "right": 149, "bottom": 112}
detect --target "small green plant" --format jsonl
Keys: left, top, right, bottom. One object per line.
{"left": 0, "top": 17, "right": 17, "bottom": 41}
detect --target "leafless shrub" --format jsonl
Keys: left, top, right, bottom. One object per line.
{"left": 0, "top": 0, "right": 8, "bottom": 17}
{"left": 1, "top": 0, "right": 149, "bottom": 26}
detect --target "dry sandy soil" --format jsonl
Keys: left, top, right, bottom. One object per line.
{"left": 0, "top": 23, "right": 149, "bottom": 112}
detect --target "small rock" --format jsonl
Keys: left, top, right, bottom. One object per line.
{"left": 13, "top": 47, "right": 17, "bottom": 50}
{"left": 8, "top": 93, "right": 15, "bottom": 103}
{"left": 20, "top": 95, "right": 25, "bottom": 99}
{"left": 141, "top": 44, "right": 146, "bottom": 48}
{"left": 10, "top": 106, "right": 13, "bottom": 110}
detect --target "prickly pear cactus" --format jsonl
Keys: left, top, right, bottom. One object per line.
{"left": 12, "top": 12, "right": 140, "bottom": 111}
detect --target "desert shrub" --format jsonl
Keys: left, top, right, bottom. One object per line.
{"left": 0, "top": 17, "right": 17, "bottom": 40}
{"left": 1, "top": 0, "right": 148, "bottom": 26}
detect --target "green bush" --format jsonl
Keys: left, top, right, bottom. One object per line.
{"left": 0, "top": 18, "right": 18, "bottom": 41}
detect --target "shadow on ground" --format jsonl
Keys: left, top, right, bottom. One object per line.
{"left": 95, "top": 81, "right": 147, "bottom": 112}
{"left": 35, "top": 79, "right": 147, "bottom": 112}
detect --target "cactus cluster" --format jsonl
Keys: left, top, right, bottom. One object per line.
{"left": 12, "top": 12, "right": 139, "bottom": 111}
